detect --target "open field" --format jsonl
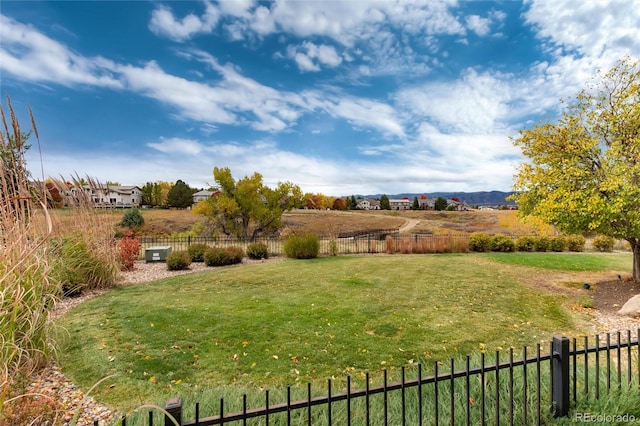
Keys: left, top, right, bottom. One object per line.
{"left": 45, "top": 207, "right": 546, "bottom": 237}
{"left": 57, "top": 252, "right": 633, "bottom": 415}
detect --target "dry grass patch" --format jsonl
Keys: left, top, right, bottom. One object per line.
{"left": 281, "top": 210, "right": 406, "bottom": 237}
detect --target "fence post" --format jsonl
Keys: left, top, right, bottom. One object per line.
{"left": 552, "top": 336, "right": 569, "bottom": 417}
{"left": 165, "top": 397, "right": 182, "bottom": 426}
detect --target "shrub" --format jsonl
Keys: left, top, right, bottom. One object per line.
{"left": 166, "top": 250, "right": 192, "bottom": 271}
{"left": 118, "top": 232, "right": 141, "bottom": 271}
{"left": 549, "top": 236, "right": 567, "bottom": 252}
{"left": 328, "top": 240, "right": 338, "bottom": 257}
{"left": 515, "top": 236, "right": 536, "bottom": 252}
{"left": 533, "top": 236, "right": 551, "bottom": 252}
{"left": 385, "top": 235, "right": 395, "bottom": 254}
{"left": 50, "top": 233, "right": 120, "bottom": 295}
{"left": 226, "top": 246, "right": 244, "bottom": 264}
{"left": 592, "top": 235, "right": 615, "bottom": 252}
{"left": 187, "top": 243, "right": 209, "bottom": 262}
{"left": 204, "top": 247, "right": 228, "bottom": 267}
{"left": 469, "top": 232, "right": 491, "bottom": 252}
{"left": 247, "top": 242, "right": 269, "bottom": 260}
{"left": 120, "top": 208, "right": 144, "bottom": 227}
{"left": 566, "top": 235, "right": 586, "bottom": 252}
{"left": 204, "top": 246, "right": 244, "bottom": 267}
{"left": 283, "top": 233, "right": 320, "bottom": 259}
{"left": 490, "top": 234, "right": 515, "bottom": 252}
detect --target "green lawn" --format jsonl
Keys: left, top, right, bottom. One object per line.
{"left": 57, "top": 253, "right": 632, "bottom": 415}
{"left": 485, "top": 251, "right": 632, "bottom": 271}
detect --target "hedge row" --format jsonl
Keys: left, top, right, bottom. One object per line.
{"left": 166, "top": 237, "right": 319, "bottom": 270}
{"left": 468, "top": 233, "right": 586, "bottom": 253}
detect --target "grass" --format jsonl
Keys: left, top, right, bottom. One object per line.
{"left": 56, "top": 252, "right": 634, "bottom": 415}
{"left": 486, "top": 252, "right": 633, "bottom": 272}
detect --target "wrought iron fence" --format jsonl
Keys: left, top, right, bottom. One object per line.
{"left": 101, "top": 330, "right": 639, "bottom": 425}
{"left": 134, "top": 232, "right": 476, "bottom": 259}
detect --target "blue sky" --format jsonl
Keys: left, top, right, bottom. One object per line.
{"left": 1, "top": 1, "right": 639, "bottom": 196}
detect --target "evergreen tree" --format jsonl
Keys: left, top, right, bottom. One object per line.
{"left": 412, "top": 196, "right": 419, "bottom": 210}
{"left": 380, "top": 194, "right": 390, "bottom": 210}
{"left": 434, "top": 197, "right": 448, "bottom": 211}
{"left": 166, "top": 179, "right": 194, "bottom": 208}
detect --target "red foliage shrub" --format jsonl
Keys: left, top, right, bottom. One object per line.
{"left": 118, "top": 231, "right": 141, "bottom": 271}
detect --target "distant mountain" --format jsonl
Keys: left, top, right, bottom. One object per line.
{"left": 363, "top": 191, "right": 515, "bottom": 206}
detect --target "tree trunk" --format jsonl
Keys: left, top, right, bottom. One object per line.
{"left": 632, "top": 240, "right": 640, "bottom": 283}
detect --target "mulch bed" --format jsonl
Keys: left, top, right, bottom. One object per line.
{"left": 591, "top": 278, "right": 640, "bottom": 313}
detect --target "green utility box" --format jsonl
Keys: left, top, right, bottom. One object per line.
{"left": 145, "top": 246, "right": 172, "bottom": 262}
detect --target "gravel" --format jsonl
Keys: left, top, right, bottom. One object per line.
{"left": 29, "top": 260, "right": 639, "bottom": 425}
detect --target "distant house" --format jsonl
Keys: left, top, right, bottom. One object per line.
{"left": 193, "top": 190, "right": 215, "bottom": 204}
{"left": 417, "top": 195, "right": 433, "bottom": 210}
{"left": 446, "top": 199, "right": 472, "bottom": 211}
{"left": 389, "top": 198, "right": 412, "bottom": 210}
{"left": 356, "top": 198, "right": 371, "bottom": 210}
{"left": 356, "top": 198, "right": 381, "bottom": 210}
{"left": 70, "top": 184, "right": 142, "bottom": 207}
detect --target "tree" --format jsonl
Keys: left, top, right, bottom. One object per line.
{"left": 350, "top": 195, "right": 357, "bottom": 210}
{"left": 412, "top": 196, "right": 419, "bottom": 210}
{"left": 511, "top": 57, "right": 640, "bottom": 282}
{"left": 166, "top": 179, "right": 194, "bottom": 208}
{"left": 332, "top": 198, "right": 347, "bottom": 210}
{"left": 434, "top": 197, "right": 448, "bottom": 211}
{"left": 198, "top": 167, "right": 303, "bottom": 239}
{"left": 380, "top": 194, "right": 390, "bottom": 210}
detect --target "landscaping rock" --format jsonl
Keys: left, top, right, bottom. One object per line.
{"left": 617, "top": 294, "right": 640, "bottom": 317}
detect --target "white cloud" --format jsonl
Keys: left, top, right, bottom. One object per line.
{"left": 466, "top": 15, "right": 491, "bottom": 37}
{"left": 217, "top": 0, "right": 255, "bottom": 18}
{"left": 523, "top": 0, "right": 640, "bottom": 91}
{"left": 311, "top": 96, "right": 405, "bottom": 138}
{"left": 0, "top": 15, "right": 121, "bottom": 88}
{"left": 287, "top": 42, "right": 342, "bottom": 72}
{"left": 146, "top": 137, "right": 204, "bottom": 155}
{"left": 396, "top": 68, "right": 514, "bottom": 134}
{"left": 293, "top": 52, "right": 320, "bottom": 72}
{"left": 149, "top": 1, "right": 220, "bottom": 42}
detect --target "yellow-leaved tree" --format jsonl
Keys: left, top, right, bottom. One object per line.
{"left": 511, "top": 57, "right": 640, "bottom": 282}
{"left": 196, "top": 167, "right": 304, "bottom": 240}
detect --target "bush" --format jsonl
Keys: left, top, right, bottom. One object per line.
{"left": 204, "top": 246, "right": 244, "bottom": 267}
{"left": 226, "top": 246, "right": 244, "bottom": 264}
{"left": 283, "top": 233, "right": 320, "bottom": 259}
{"left": 533, "top": 236, "right": 551, "bottom": 252}
{"left": 592, "top": 235, "right": 615, "bottom": 252}
{"left": 515, "top": 236, "right": 536, "bottom": 252}
{"left": 121, "top": 208, "right": 144, "bottom": 227}
{"left": 549, "top": 236, "right": 567, "bottom": 252}
{"left": 50, "top": 233, "right": 120, "bottom": 296}
{"left": 247, "top": 242, "right": 269, "bottom": 260}
{"left": 490, "top": 234, "right": 515, "bottom": 252}
{"left": 187, "top": 243, "right": 209, "bottom": 262}
{"left": 566, "top": 235, "right": 586, "bottom": 252}
{"left": 166, "top": 250, "right": 192, "bottom": 271}
{"left": 328, "top": 240, "right": 338, "bottom": 257}
{"left": 118, "top": 232, "right": 141, "bottom": 271}
{"left": 469, "top": 232, "right": 491, "bottom": 252}
{"left": 204, "top": 247, "right": 228, "bottom": 266}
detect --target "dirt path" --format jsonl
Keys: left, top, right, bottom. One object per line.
{"left": 398, "top": 217, "right": 419, "bottom": 233}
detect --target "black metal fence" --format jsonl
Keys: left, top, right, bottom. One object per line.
{"left": 135, "top": 232, "right": 477, "bottom": 259}
{"left": 104, "top": 330, "right": 639, "bottom": 425}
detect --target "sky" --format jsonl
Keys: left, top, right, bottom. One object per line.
{"left": 1, "top": 1, "right": 639, "bottom": 196}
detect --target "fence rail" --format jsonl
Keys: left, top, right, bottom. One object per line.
{"left": 103, "top": 329, "right": 639, "bottom": 425}
{"left": 135, "top": 232, "right": 474, "bottom": 259}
